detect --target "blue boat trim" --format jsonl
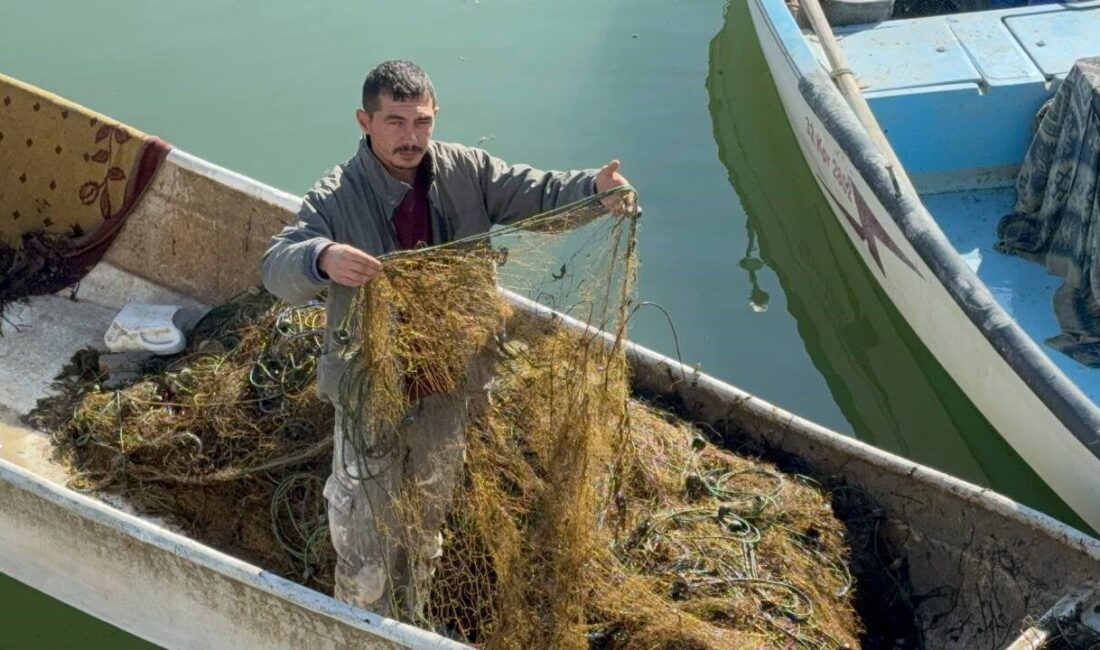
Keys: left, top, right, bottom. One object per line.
{"left": 797, "top": 70, "right": 1100, "bottom": 455}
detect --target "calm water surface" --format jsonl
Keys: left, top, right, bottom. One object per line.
{"left": 0, "top": 0, "right": 1076, "bottom": 645}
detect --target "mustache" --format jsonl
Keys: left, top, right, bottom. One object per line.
{"left": 394, "top": 145, "right": 424, "bottom": 155}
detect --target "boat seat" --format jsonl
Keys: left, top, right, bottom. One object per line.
{"left": 810, "top": 1, "right": 1100, "bottom": 190}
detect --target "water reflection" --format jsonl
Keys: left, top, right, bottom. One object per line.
{"left": 705, "top": 0, "right": 1081, "bottom": 527}
{"left": 738, "top": 225, "right": 771, "bottom": 313}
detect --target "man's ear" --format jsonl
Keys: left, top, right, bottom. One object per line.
{"left": 355, "top": 109, "right": 372, "bottom": 136}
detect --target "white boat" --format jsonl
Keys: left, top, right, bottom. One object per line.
{"left": 2, "top": 73, "right": 1100, "bottom": 648}
{"left": 747, "top": 0, "right": 1100, "bottom": 534}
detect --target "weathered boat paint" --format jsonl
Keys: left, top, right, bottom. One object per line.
{"left": 747, "top": 0, "right": 1100, "bottom": 534}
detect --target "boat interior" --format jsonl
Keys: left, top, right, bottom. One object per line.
{"left": 0, "top": 149, "right": 294, "bottom": 478}
{"left": 806, "top": 0, "right": 1100, "bottom": 401}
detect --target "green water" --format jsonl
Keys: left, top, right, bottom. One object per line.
{"left": 0, "top": 0, "right": 1080, "bottom": 645}
{"left": 3, "top": 0, "right": 851, "bottom": 435}
{"left": 0, "top": 573, "right": 154, "bottom": 650}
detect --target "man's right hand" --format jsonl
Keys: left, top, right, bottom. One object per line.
{"left": 318, "top": 243, "right": 384, "bottom": 287}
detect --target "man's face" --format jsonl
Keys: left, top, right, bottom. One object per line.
{"left": 357, "top": 92, "right": 437, "bottom": 177}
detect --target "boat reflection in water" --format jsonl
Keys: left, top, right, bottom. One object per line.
{"left": 705, "top": 0, "right": 1082, "bottom": 530}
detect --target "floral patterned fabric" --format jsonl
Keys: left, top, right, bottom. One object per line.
{"left": 996, "top": 58, "right": 1100, "bottom": 366}
{"left": 0, "top": 72, "right": 169, "bottom": 306}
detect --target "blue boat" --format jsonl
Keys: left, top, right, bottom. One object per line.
{"left": 749, "top": 0, "right": 1100, "bottom": 533}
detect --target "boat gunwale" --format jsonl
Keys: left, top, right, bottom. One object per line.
{"left": 752, "top": 0, "right": 1100, "bottom": 470}
{"left": 0, "top": 454, "right": 470, "bottom": 649}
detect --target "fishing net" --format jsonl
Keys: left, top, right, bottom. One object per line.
{"left": 40, "top": 187, "right": 862, "bottom": 648}
{"left": 35, "top": 293, "right": 337, "bottom": 587}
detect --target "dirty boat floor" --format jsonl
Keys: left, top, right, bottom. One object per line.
{"left": 922, "top": 187, "right": 1100, "bottom": 404}
{"left": 0, "top": 408, "right": 66, "bottom": 483}
{"left": 0, "top": 263, "right": 204, "bottom": 482}
{"left": 0, "top": 296, "right": 117, "bottom": 481}
{"left": 1, "top": 295, "right": 117, "bottom": 415}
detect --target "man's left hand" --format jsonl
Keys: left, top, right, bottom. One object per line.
{"left": 595, "top": 160, "right": 638, "bottom": 217}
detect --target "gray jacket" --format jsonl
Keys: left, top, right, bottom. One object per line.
{"left": 261, "top": 137, "right": 598, "bottom": 401}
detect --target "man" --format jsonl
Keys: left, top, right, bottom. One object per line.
{"left": 261, "top": 60, "right": 631, "bottom": 620}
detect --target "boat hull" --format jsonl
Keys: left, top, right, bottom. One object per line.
{"left": 747, "top": 0, "right": 1100, "bottom": 534}
{"left": 0, "top": 457, "right": 458, "bottom": 650}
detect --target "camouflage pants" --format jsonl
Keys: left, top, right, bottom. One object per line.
{"left": 324, "top": 393, "right": 468, "bottom": 620}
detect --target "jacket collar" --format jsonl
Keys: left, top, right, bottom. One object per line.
{"left": 355, "top": 136, "right": 436, "bottom": 208}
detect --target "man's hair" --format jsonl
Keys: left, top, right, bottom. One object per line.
{"left": 362, "top": 60, "right": 436, "bottom": 114}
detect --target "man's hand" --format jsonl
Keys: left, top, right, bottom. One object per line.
{"left": 318, "top": 243, "right": 384, "bottom": 287}
{"left": 595, "top": 159, "right": 637, "bottom": 216}
{"left": 595, "top": 159, "right": 629, "bottom": 193}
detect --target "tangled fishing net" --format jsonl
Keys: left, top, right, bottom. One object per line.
{"left": 40, "top": 187, "right": 863, "bottom": 648}
{"left": 34, "top": 294, "right": 337, "bottom": 586}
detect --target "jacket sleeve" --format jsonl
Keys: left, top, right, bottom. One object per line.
{"left": 476, "top": 148, "right": 599, "bottom": 226}
{"left": 260, "top": 194, "right": 334, "bottom": 305}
